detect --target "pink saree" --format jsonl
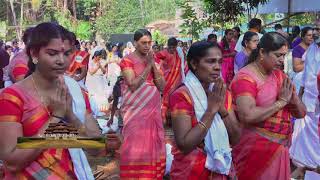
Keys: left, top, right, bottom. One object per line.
{"left": 119, "top": 53, "right": 166, "bottom": 179}
{"left": 230, "top": 67, "right": 293, "bottom": 180}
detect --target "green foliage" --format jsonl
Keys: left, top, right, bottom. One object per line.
{"left": 178, "top": 0, "right": 206, "bottom": 40}
{"left": 76, "top": 0, "right": 98, "bottom": 21}
{"left": 152, "top": 30, "right": 167, "bottom": 45}
{"left": 95, "top": 0, "right": 178, "bottom": 40}
{"left": 202, "top": 0, "right": 269, "bottom": 25}
{"left": 75, "top": 21, "right": 93, "bottom": 40}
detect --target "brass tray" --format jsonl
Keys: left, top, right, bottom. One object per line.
{"left": 17, "top": 137, "right": 106, "bottom": 149}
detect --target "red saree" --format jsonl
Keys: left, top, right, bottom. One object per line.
{"left": 230, "top": 67, "right": 293, "bottom": 180}
{"left": 0, "top": 85, "right": 77, "bottom": 179}
{"left": 8, "top": 51, "right": 29, "bottom": 81}
{"left": 155, "top": 49, "right": 188, "bottom": 123}
{"left": 119, "top": 53, "right": 166, "bottom": 179}
{"left": 169, "top": 85, "right": 233, "bottom": 180}
{"left": 219, "top": 41, "right": 236, "bottom": 85}
{"left": 67, "top": 50, "right": 90, "bottom": 76}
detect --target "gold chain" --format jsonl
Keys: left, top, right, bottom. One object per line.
{"left": 254, "top": 62, "right": 267, "bottom": 79}
{"left": 31, "top": 75, "right": 51, "bottom": 115}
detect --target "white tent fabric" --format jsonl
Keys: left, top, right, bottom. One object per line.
{"left": 257, "top": 0, "right": 320, "bottom": 14}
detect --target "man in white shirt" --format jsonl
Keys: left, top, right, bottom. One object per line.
{"left": 290, "top": 28, "right": 320, "bottom": 169}
{"left": 235, "top": 18, "right": 263, "bottom": 52}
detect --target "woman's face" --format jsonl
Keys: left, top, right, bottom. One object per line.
{"left": 246, "top": 35, "right": 259, "bottom": 50}
{"left": 302, "top": 30, "right": 314, "bottom": 45}
{"left": 33, "top": 38, "right": 73, "bottom": 79}
{"left": 112, "top": 46, "right": 118, "bottom": 52}
{"left": 226, "top": 31, "right": 234, "bottom": 41}
{"left": 192, "top": 47, "right": 222, "bottom": 84}
{"left": 261, "top": 45, "right": 288, "bottom": 72}
{"left": 135, "top": 35, "right": 152, "bottom": 55}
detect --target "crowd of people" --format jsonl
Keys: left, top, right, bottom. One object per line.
{"left": 0, "top": 17, "right": 319, "bottom": 180}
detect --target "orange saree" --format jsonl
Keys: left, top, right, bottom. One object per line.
{"left": 0, "top": 85, "right": 77, "bottom": 179}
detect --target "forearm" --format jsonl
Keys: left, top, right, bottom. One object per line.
{"left": 237, "top": 101, "right": 286, "bottom": 124}
{"left": 288, "top": 95, "right": 307, "bottom": 118}
{"left": 176, "top": 111, "right": 216, "bottom": 154}
{"left": 76, "top": 67, "right": 88, "bottom": 81}
{"left": 4, "top": 149, "right": 43, "bottom": 172}
{"left": 152, "top": 66, "right": 165, "bottom": 92}
{"left": 127, "top": 66, "right": 151, "bottom": 92}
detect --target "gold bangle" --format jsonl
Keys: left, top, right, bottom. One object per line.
{"left": 139, "top": 74, "right": 145, "bottom": 80}
{"left": 153, "top": 77, "right": 161, "bottom": 81}
{"left": 198, "top": 121, "right": 208, "bottom": 131}
{"left": 275, "top": 101, "right": 285, "bottom": 110}
{"left": 279, "top": 97, "right": 288, "bottom": 103}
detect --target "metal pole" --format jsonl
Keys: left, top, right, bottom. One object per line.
{"left": 287, "top": 0, "right": 291, "bottom": 33}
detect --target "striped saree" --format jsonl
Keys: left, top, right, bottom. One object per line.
{"left": 119, "top": 54, "right": 166, "bottom": 179}
{"left": 0, "top": 85, "right": 77, "bottom": 179}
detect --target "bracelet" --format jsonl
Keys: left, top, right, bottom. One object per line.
{"left": 279, "top": 97, "right": 288, "bottom": 103}
{"left": 139, "top": 74, "right": 146, "bottom": 80}
{"left": 153, "top": 77, "right": 161, "bottom": 81}
{"left": 198, "top": 121, "right": 208, "bottom": 131}
{"left": 275, "top": 101, "right": 285, "bottom": 110}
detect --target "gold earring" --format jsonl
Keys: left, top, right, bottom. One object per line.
{"left": 32, "top": 58, "right": 38, "bottom": 64}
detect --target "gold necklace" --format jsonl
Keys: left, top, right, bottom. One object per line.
{"left": 254, "top": 62, "right": 267, "bottom": 79}
{"left": 31, "top": 74, "right": 51, "bottom": 115}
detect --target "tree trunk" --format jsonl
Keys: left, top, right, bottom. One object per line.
{"left": 20, "top": 0, "right": 24, "bottom": 37}
{"left": 63, "top": 0, "right": 68, "bottom": 14}
{"left": 72, "top": 0, "right": 77, "bottom": 19}
{"left": 9, "top": 0, "right": 20, "bottom": 40}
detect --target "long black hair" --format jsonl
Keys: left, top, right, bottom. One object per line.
{"left": 241, "top": 31, "right": 258, "bottom": 48}
{"left": 187, "top": 41, "right": 221, "bottom": 73}
{"left": 134, "top": 29, "right": 152, "bottom": 41}
{"left": 25, "top": 22, "right": 64, "bottom": 77}
{"left": 221, "top": 29, "right": 233, "bottom": 50}
{"left": 247, "top": 32, "right": 288, "bottom": 65}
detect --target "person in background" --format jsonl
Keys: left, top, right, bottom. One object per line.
{"left": 123, "top": 42, "right": 135, "bottom": 57}
{"left": 86, "top": 49, "right": 109, "bottom": 114}
{"left": 234, "top": 31, "right": 259, "bottom": 74}
{"left": 119, "top": 29, "right": 166, "bottom": 179}
{"left": 0, "top": 48, "right": 9, "bottom": 88}
{"left": 6, "top": 28, "right": 33, "bottom": 85}
{"left": 152, "top": 44, "right": 160, "bottom": 54}
{"left": 11, "top": 40, "right": 20, "bottom": 55}
{"left": 85, "top": 41, "right": 91, "bottom": 52}
{"left": 155, "top": 37, "right": 188, "bottom": 124}
{"left": 274, "top": 24, "right": 289, "bottom": 38}
{"left": 183, "top": 42, "right": 189, "bottom": 54}
{"left": 178, "top": 40, "right": 183, "bottom": 48}
{"left": 4, "top": 45, "right": 13, "bottom": 58}
{"left": 289, "top": 26, "right": 301, "bottom": 49}
{"left": 106, "top": 44, "right": 121, "bottom": 88}
{"left": 290, "top": 27, "right": 320, "bottom": 174}
{"left": 233, "top": 26, "right": 241, "bottom": 42}
{"left": 207, "top": 33, "right": 218, "bottom": 44}
{"left": 231, "top": 32, "right": 306, "bottom": 180}
{"left": 235, "top": 18, "right": 263, "bottom": 52}
{"left": 219, "top": 29, "right": 237, "bottom": 85}
{"left": 67, "top": 39, "right": 90, "bottom": 89}
{"left": 169, "top": 41, "right": 241, "bottom": 179}
{"left": 107, "top": 76, "right": 124, "bottom": 130}
{"left": 291, "top": 26, "right": 313, "bottom": 93}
